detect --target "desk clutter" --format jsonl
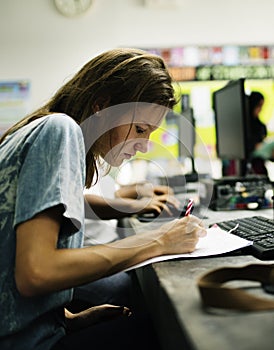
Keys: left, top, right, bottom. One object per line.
{"left": 200, "top": 175, "right": 273, "bottom": 211}
{"left": 156, "top": 173, "right": 273, "bottom": 211}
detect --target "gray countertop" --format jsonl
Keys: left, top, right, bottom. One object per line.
{"left": 123, "top": 208, "right": 274, "bottom": 350}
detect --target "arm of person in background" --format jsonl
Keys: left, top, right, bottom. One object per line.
{"left": 84, "top": 191, "right": 180, "bottom": 220}
{"left": 115, "top": 182, "right": 174, "bottom": 199}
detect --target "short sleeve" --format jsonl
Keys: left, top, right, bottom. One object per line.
{"left": 14, "top": 114, "right": 86, "bottom": 235}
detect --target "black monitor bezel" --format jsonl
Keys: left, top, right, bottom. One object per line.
{"left": 213, "top": 78, "right": 251, "bottom": 161}
{"left": 165, "top": 108, "right": 195, "bottom": 160}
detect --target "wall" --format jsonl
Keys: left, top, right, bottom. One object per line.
{"left": 1, "top": 0, "right": 274, "bottom": 110}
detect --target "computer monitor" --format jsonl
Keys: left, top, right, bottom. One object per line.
{"left": 213, "top": 78, "right": 251, "bottom": 175}
{"left": 165, "top": 108, "right": 196, "bottom": 173}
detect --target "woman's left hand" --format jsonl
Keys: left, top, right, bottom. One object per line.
{"left": 65, "top": 304, "right": 132, "bottom": 332}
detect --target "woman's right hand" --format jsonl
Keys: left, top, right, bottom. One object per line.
{"left": 154, "top": 215, "right": 207, "bottom": 255}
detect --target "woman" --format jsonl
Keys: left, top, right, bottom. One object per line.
{"left": 0, "top": 48, "right": 206, "bottom": 350}
{"left": 248, "top": 91, "right": 272, "bottom": 175}
{"left": 249, "top": 91, "right": 267, "bottom": 151}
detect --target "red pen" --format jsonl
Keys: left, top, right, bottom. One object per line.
{"left": 185, "top": 198, "right": 194, "bottom": 216}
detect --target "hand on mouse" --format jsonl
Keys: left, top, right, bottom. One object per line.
{"left": 134, "top": 194, "right": 181, "bottom": 217}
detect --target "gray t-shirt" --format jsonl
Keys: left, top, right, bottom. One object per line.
{"left": 0, "top": 114, "right": 85, "bottom": 349}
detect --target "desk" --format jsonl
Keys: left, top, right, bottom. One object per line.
{"left": 122, "top": 209, "right": 274, "bottom": 350}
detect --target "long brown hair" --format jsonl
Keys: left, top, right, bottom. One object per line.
{"left": 0, "top": 48, "right": 176, "bottom": 187}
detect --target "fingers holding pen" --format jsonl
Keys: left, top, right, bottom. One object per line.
{"left": 179, "top": 216, "right": 207, "bottom": 251}
{"left": 158, "top": 215, "right": 207, "bottom": 254}
{"left": 183, "top": 215, "right": 207, "bottom": 237}
{"left": 164, "top": 214, "right": 206, "bottom": 237}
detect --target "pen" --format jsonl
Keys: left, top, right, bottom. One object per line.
{"left": 185, "top": 198, "right": 194, "bottom": 216}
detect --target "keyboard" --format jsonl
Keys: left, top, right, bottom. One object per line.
{"left": 213, "top": 216, "right": 274, "bottom": 260}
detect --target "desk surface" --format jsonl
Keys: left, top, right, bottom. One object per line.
{"left": 123, "top": 208, "right": 274, "bottom": 350}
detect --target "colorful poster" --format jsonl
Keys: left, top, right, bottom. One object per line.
{"left": 0, "top": 80, "right": 31, "bottom": 135}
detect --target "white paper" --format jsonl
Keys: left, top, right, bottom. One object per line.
{"left": 124, "top": 226, "right": 253, "bottom": 272}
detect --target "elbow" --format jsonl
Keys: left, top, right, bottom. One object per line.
{"left": 15, "top": 265, "right": 47, "bottom": 297}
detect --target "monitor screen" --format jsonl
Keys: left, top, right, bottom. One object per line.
{"left": 213, "top": 78, "right": 250, "bottom": 160}
{"left": 178, "top": 107, "right": 195, "bottom": 160}
{"left": 165, "top": 108, "right": 195, "bottom": 160}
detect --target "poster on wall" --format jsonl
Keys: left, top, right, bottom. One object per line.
{"left": 0, "top": 80, "right": 31, "bottom": 136}
{"left": 140, "top": 45, "right": 274, "bottom": 161}
{"left": 143, "top": 45, "right": 274, "bottom": 81}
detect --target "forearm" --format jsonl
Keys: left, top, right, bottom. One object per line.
{"left": 56, "top": 234, "right": 159, "bottom": 285}
{"left": 17, "top": 232, "right": 160, "bottom": 296}
{"left": 15, "top": 208, "right": 206, "bottom": 297}
{"left": 115, "top": 183, "right": 172, "bottom": 199}
{"left": 85, "top": 194, "right": 139, "bottom": 219}
{"left": 115, "top": 184, "right": 139, "bottom": 199}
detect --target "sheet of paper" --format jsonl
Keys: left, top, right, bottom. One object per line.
{"left": 124, "top": 226, "right": 253, "bottom": 272}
